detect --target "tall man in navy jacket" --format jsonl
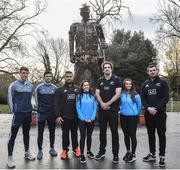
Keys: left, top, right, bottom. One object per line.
{"left": 35, "top": 71, "right": 57, "bottom": 160}
{"left": 7, "top": 66, "right": 35, "bottom": 169}
{"left": 141, "top": 64, "right": 169, "bottom": 167}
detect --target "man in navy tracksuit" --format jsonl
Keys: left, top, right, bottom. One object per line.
{"left": 7, "top": 66, "right": 35, "bottom": 169}
{"left": 35, "top": 71, "right": 57, "bottom": 160}
{"left": 141, "top": 64, "right": 169, "bottom": 167}
{"left": 55, "top": 71, "right": 81, "bottom": 159}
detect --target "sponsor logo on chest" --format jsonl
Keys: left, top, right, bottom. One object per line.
{"left": 148, "top": 89, "right": 157, "bottom": 95}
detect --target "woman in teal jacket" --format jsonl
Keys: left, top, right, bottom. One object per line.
{"left": 76, "top": 80, "right": 97, "bottom": 163}
{"left": 120, "top": 78, "right": 142, "bottom": 163}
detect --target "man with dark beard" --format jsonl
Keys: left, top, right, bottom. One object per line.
{"left": 55, "top": 71, "right": 80, "bottom": 159}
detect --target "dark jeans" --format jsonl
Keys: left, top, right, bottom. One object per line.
{"left": 37, "top": 114, "right": 56, "bottom": 150}
{"left": 145, "top": 111, "right": 167, "bottom": 156}
{"left": 98, "top": 110, "right": 119, "bottom": 156}
{"left": 78, "top": 119, "right": 94, "bottom": 155}
{"left": 120, "top": 115, "right": 138, "bottom": 154}
{"left": 61, "top": 117, "right": 78, "bottom": 151}
{"left": 8, "top": 114, "right": 32, "bottom": 156}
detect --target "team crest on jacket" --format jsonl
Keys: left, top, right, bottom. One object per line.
{"left": 156, "top": 83, "right": 161, "bottom": 87}
{"left": 110, "top": 81, "right": 115, "bottom": 85}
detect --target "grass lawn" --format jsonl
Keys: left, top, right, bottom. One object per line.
{"left": 0, "top": 104, "right": 10, "bottom": 114}
{"left": 166, "top": 101, "right": 180, "bottom": 112}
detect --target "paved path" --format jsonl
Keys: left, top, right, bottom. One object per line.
{"left": 0, "top": 112, "right": 180, "bottom": 169}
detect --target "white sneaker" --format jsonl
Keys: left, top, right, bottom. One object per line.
{"left": 24, "top": 150, "right": 36, "bottom": 161}
{"left": 7, "top": 155, "right": 16, "bottom": 168}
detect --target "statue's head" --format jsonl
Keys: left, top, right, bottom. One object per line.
{"left": 80, "top": 4, "right": 90, "bottom": 21}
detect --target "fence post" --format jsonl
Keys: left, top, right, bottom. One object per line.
{"left": 170, "top": 97, "right": 174, "bottom": 112}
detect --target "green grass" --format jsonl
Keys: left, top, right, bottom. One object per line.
{"left": 0, "top": 104, "right": 10, "bottom": 114}
{"left": 167, "top": 101, "right": 180, "bottom": 112}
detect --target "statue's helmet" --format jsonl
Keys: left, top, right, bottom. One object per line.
{"left": 80, "top": 3, "right": 90, "bottom": 13}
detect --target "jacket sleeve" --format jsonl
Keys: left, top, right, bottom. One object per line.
{"left": 91, "top": 96, "right": 97, "bottom": 120}
{"left": 141, "top": 82, "right": 150, "bottom": 109}
{"left": 54, "top": 88, "right": 63, "bottom": 118}
{"left": 76, "top": 95, "right": 85, "bottom": 121}
{"left": 8, "top": 83, "right": 15, "bottom": 113}
{"left": 135, "top": 94, "right": 142, "bottom": 114}
{"left": 156, "top": 80, "right": 169, "bottom": 110}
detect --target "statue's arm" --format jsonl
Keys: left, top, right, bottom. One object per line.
{"left": 69, "top": 23, "right": 77, "bottom": 63}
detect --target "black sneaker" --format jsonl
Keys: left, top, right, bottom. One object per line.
{"left": 126, "top": 153, "right": 136, "bottom": 163}
{"left": 95, "top": 152, "right": 105, "bottom": 161}
{"left": 123, "top": 152, "right": 131, "bottom": 162}
{"left": 112, "top": 156, "right": 119, "bottom": 164}
{"left": 159, "top": 156, "right": 165, "bottom": 167}
{"left": 80, "top": 155, "right": 86, "bottom": 163}
{"left": 143, "top": 153, "right": 156, "bottom": 162}
{"left": 87, "top": 151, "right": 94, "bottom": 159}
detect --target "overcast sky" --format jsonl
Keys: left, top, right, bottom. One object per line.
{"left": 36, "top": 0, "right": 159, "bottom": 42}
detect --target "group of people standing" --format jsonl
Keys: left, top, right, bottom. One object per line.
{"left": 6, "top": 60, "right": 169, "bottom": 169}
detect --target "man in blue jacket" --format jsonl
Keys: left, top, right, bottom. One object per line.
{"left": 7, "top": 66, "right": 35, "bottom": 169}
{"left": 35, "top": 71, "right": 57, "bottom": 160}
{"left": 141, "top": 64, "right": 169, "bottom": 167}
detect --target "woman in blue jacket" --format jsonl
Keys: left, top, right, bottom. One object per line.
{"left": 76, "top": 80, "right": 97, "bottom": 163}
{"left": 120, "top": 78, "right": 142, "bottom": 163}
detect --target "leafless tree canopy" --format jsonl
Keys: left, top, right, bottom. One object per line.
{"left": 150, "top": 0, "right": 180, "bottom": 41}
{"left": 34, "top": 33, "right": 72, "bottom": 84}
{"left": 89, "top": 0, "right": 130, "bottom": 24}
{"left": 0, "top": 0, "right": 46, "bottom": 74}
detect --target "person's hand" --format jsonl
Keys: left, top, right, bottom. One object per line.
{"left": 100, "top": 102, "right": 111, "bottom": 110}
{"left": 56, "top": 116, "right": 64, "bottom": 125}
{"left": 147, "top": 107, "right": 157, "bottom": 115}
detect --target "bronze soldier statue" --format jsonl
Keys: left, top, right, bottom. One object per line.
{"left": 69, "top": 4, "right": 108, "bottom": 84}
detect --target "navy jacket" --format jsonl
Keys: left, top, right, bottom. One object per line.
{"left": 8, "top": 80, "right": 33, "bottom": 114}
{"left": 35, "top": 82, "right": 57, "bottom": 114}
{"left": 141, "top": 76, "right": 169, "bottom": 112}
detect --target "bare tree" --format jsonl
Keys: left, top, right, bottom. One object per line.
{"left": 89, "top": 0, "right": 130, "bottom": 24}
{"left": 34, "top": 33, "right": 72, "bottom": 84}
{"left": 0, "top": 0, "right": 47, "bottom": 74}
{"left": 150, "top": 0, "right": 180, "bottom": 42}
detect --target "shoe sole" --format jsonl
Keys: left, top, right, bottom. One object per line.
{"left": 95, "top": 154, "right": 105, "bottom": 161}
{"left": 7, "top": 164, "right": 16, "bottom": 169}
{"left": 24, "top": 157, "right": 36, "bottom": 161}
{"left": 112, "top": 161, "right": 119, "bottom": 164}
{"left": 126, "top": 158, "right": 137, "bottom": 163}
{"left": 159, "top": 163, "right": 166, "bottom": 167}
{"left": 80, "top": 160, "right": 86, "bottom": 163}
{"left": 87, "top": 155, "right": 95, "bottom": 159}
{"left": 143, "top": 158, "right": 156, "bottom": 162}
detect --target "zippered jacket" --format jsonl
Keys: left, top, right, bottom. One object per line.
{"left": 120, "top": 91, "right": 142, "bottom": 116}
{"left": 54, "top": 83, "right": 80, "bottom": 119}
{"left": 141, "top": 76, "right": 169, "bottom": 112}
{"left": 8, "top": 80, "right": 33, "bottom": 114}
{"left": 35, "top": 82, "right": 57, "bottom": 114}
{"left": 76, "top": 92, "right": 97, "bottom": 121}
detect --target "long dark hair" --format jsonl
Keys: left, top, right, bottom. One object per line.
{"left": 123, "top": 78, "right": 137, "bottom": 102}
{"left": 78, "top": 80, "right": 94, "bottom": 105}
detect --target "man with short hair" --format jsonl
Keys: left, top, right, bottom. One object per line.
{"left": 7, "top": 66, "right": 35, "bottom": 169}
{"left": 35, "top": 71, "right": 57, "bottom": 160}
{"left": 55, "top": 71, "right": 80, "bottom": 159}
{"left": 95, "top": 61, "right": 122, "bottom": 164}
{"left": 141, "top": 64, "right": 169, "bottom": 167}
